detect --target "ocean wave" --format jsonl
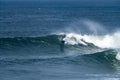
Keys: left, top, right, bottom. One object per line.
{"left": 0, "top": 49, "right": 119, "bottom": 68}
{"left": 1, "top": 31, "right": 120, "bottom": 49}
{"left": 0, "top": 32, "right": 120, "bottom": 64}
{"left": 0, "top": 33, "right": 99, "bottom": 50}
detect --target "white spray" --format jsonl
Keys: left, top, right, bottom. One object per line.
{"left": 59, "top": 19, "right": 120, "bottom": 60}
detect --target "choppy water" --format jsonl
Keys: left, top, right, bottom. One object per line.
{"left": 0, "top": 1, "right": 120, "bottom": 80}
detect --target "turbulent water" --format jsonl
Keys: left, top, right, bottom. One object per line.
{"left": 0, "top": 1, "right": 120, "bottom": 80}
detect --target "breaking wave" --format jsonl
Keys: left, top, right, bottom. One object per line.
{"left": 0, "top": 32, "right": 120, "bottom": 67}
{"left": 62, "top": 32, "right": 120, "bottom": 48}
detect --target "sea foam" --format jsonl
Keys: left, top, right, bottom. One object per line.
{"left": 63, "top": 32, "right": 120, "bottom": 49}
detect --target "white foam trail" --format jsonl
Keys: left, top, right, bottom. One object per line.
{"left": 63, "top": 32, "right": 120, "bottom": 48}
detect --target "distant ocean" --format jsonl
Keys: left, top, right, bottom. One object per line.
{"left": 0, "top": 1, "right": 120, "bottom": 80}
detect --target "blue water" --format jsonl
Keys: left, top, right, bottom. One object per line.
{"left": 0, "top": 1, "right": 120, "bottom": 80}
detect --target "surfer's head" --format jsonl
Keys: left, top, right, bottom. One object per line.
{"left": 61, "top": 40, "right": 65, "bottom": 44}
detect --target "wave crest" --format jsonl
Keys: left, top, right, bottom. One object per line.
{"left": 63, "top": 32, "right": 120, "bottom": 48}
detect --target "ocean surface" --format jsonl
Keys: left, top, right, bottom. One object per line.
{"left": 0, "top": 1, "right": 120, "bottom": 80}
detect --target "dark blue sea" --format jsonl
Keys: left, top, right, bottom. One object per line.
{"left": 0, "top": 1, "right": 120, "bottom": 80}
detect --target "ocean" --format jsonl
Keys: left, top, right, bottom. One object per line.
{"left": 0, "top": 1, "right": 120, "bottom": 80}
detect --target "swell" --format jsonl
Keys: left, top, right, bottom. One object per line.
{"left": 0, "top": 49, "right": 119, "bottom": 67}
